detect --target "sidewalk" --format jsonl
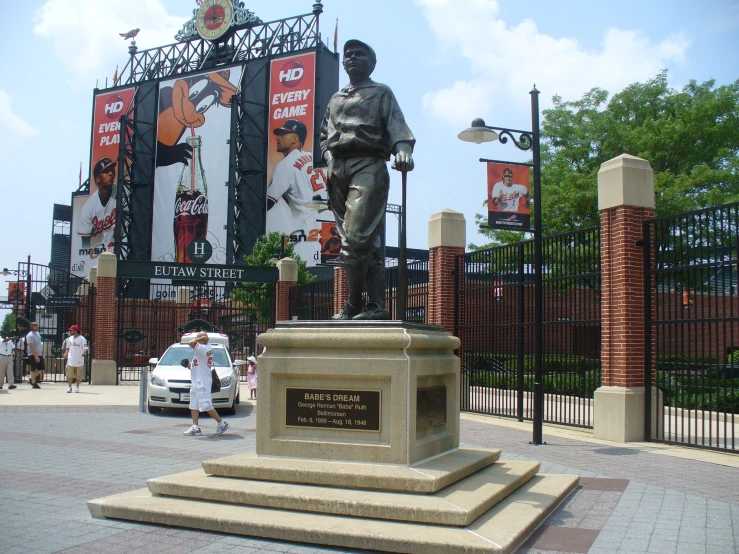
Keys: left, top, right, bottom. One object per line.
{"left": 0, "top": 384, "right": 737, "bottom": 553}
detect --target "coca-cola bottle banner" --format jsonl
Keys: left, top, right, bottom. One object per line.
{"left": 150, "top": 66, "right": 243, "bottom": 297}
{"left": 70, "top": 87, "right": 135, "bottom": 278}
{"left": 264, "top": 51, "right": 335, "bottom": 268}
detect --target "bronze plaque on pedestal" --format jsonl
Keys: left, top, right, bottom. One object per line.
{"left": 417, "top": 386, "right": 447, "bottom": 430}
{"left": 285, "top": 388, "right": 381, "bottom": 431}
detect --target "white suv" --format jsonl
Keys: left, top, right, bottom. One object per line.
{"left": 147, "top": 333, "right": 244, "bottom": 414}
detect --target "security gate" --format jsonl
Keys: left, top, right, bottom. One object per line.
{"left": 644, "top": 204, "right": 738, "bottom": 452}
{"left": 456, "top": 227, "right": 601, "bottom": 428}
{"left": 116, "top": 269, "right": 276, "bottom": 382}
{"left": 8, "top": 260, "right": 93, "bottom": 382}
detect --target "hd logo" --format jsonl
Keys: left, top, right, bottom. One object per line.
{"left": 279, "top": 60, "right": 304, "bottom": 88}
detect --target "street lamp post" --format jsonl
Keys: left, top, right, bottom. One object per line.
{"left": 458, "top": 87, "right": 544, "bottom": 445}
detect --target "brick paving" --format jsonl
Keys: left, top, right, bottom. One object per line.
{"left": 0, "top": 404, "right": 736, "bottom": 553}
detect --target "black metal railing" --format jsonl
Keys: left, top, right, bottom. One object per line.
{"left": 645, "top": 203, "right": 739, "bottom": 452}
{"left": 384, "top": 260, "right": 429, "bottom": 322}
{"left": 7, "top": 260, "right": 93, "bottom": 383}
{"left": 289, "top": 277, "right": 335, "bottom": 320}
{"left": 114, "top": 12, "right": 321, "bottom": 87}
{"left": 456, "top": 227, "right": 600, "bottom": 428}
{"left": 116, "top": 279, "right": 275, "bottom": 382}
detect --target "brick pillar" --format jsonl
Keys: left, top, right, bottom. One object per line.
{"left": 428, "top": 209, "right": 466, "bottom": 333}
{"left": 594, "top": 154, "right": 661, "bottom": 441}
{"left": 275, "top": 258, "right": 298, "bottom": 322}
{"left": 90, "top": 252, "right": 117, "bottom": 385}
{"left": 333, "top": 266, "right": 348, "bottom": 315}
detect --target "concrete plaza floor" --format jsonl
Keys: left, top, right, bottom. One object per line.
{"left": 0, "top": 381, "right": 737, "bottom": 554}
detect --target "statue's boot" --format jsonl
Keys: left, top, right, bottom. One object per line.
{"left": 332, "top": 261, "right": 367, "bottom": 320}
{"left": 353, "top": 265, "right": 390, "bottom": 320}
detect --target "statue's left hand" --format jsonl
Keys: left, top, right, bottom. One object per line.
{"left": 391, "top": 145, "right": 414, "bottom": 172}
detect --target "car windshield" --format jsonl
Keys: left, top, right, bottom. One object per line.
{"left": 158, "top": 345, "right": 231, "bottom": 367}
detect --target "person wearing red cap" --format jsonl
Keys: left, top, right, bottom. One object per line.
{"left": 64, "top": 325, "right": 88, "bottom": 393}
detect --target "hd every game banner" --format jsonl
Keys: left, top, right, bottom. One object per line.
{"left": 265, "top": 51, "right": 335, "bottom": 267}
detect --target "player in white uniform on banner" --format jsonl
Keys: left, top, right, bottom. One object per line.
{"left": 79, "top": 157, "right": 117, "bottom": 256}
{"left": 267, "top": 119, "right": 318, "bottom": 233}
{"left": 491, "top": 167, "right": 529, "bottom": 212}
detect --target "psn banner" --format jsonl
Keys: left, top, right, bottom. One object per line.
{"left": 265, "top": 52, "right": 334, "bottom": 267}
{"left": 70, "top": 87, "right": 135, "bottom": 278}
{"left": 487, "top": 162, "right": 532, "bottom": 231}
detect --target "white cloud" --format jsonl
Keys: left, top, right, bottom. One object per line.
{"left": 417, "top": 0, "right": 690, "bottom": 126}
{"left": 34, "top": 0, "right": 188, "bottom": 85}
{"left": 0, "top": 90, "right": 39, "bottom": 139}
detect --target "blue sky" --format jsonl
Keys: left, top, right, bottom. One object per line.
{"left": 0, "top": 0, "right": 737, "bottom": 290}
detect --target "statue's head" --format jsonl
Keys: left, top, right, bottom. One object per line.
{"left": 343, "top": 39, "right": 376, "bottom": 80}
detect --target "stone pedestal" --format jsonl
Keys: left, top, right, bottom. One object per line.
{"left": 256, "top": 321, "right": 460, "bottom": 465}
{"left": 89, "top": 322, "right": 578, "bottom": 553}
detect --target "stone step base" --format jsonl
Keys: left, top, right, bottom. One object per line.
{"left": 89, "top": 472, "right": 578, "bottom": 554}
{"left": 202, "top": 447, "right": 500, "bottom": 493}
{"left": 148, "top": 459, "right": 540, "bottom": 526}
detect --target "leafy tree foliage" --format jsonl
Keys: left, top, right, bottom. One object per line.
{"left": 1, "top": 313, "right": 16, "bottom": 334}
{"left": 231, "top": 232, "right": 316, "bottom": 322}
{"left": 473, "top": 72, "right": 739, "bottom": 248}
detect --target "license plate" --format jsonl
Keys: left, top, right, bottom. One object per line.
{"left": 180, "top": 393, "right": 190, "bottom": 402}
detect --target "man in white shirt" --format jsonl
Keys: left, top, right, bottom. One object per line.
{"left": 491, "top": 167, "right": 529, "bottom": 212}
{"left": 26, "top": 322, "right": 43, "bottom": 389}
{"left": 64, "top": 325, "right": 88, "bottom": 393}
{"left": 0, "top": 331, "right": 16, "bottom": 389}
{"left": 183, "top": 331, "right": 229, "bottom": 436}
{"left": 267, "top": 119, "right": 318, "bottom": 233}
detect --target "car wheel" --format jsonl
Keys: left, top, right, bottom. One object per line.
{"left": 148, "top": 403, "right": 162, "bottom": 414}
{"left": 235, "top": 389, "right": 240, "bottom": 405}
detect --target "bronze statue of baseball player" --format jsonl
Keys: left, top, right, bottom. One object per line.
{"left": 320, "top": 39, "right": 415, "bottom": 320}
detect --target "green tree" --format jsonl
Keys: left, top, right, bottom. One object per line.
{"left": 1, "top": 313, "right": 16, "bottom": 334}
{"left": 230, "top": 233, "right": 316, "bottom": 321}
{"left": 472, "top": 71, "right": 739, "bottom": 248}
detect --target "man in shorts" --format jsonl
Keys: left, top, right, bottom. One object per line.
{"left": 64, "top": 325, "right": 88, "bottom": 393}
{"left": 26, "top": 322, "right": 43, "bottom": 389}
{"left": 183, "top": 331, "right": 229, "bottom": 436}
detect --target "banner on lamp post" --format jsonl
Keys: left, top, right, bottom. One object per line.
{"left": 486, "top": 162, "right": 532, "bottom": 231}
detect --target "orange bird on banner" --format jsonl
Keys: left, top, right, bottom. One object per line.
{"left": 119, "top": 28, "right": 140, "bottom": 40}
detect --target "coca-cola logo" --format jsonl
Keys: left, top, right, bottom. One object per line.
{"left": 91, "top": 208, "right": 117, "bottom": 235}
{"left": 175, "top": 195, "right": 208, "bottom": 217}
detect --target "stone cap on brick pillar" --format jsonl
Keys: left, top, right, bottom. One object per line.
{"left": 87, "top": 267, "right": 98, "bottom": 286}
{"left": 598, "top": 154, "right": 655, "bottom": 211}
{"left": 96, "top": 252, "right": 117, "bottom": 278}
{"left": 277, "top": 257, "right": 298, "bottom": 282}
{"left": 429, "top": 209, "right": 466, "bottom": 249}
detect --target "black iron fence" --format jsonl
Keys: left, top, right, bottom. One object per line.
{"left": 8, "top": 261, "right": 94, "bottom": 383}
{"left": 456, "top": 227, "right": 601, "bottom": 428}
{"left": 645, "top": 203, "right": 739, "bottom": 452}
{"left": 385, "top": 260, "right": 429, "bottom": 322}
{"left": 116, "top": 279, "right": 275, "bottom": 382}
{"left": 289, "top": 277, "right": 335, "bottom": 321}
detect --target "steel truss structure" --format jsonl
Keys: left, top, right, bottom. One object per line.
{"left": 114, "top": 10, "right": 322, "bottom": 87}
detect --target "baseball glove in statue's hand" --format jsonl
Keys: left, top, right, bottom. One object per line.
{"left": 156, "top": 142, "right": 193, "bottom": 168}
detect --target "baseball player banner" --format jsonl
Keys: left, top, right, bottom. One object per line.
{"left": 150, "top": 66, "right": 243, "bottom": 298}
{"left": 265, "top": 52, "right": 334, "bottom": 267}
{"left": 487, "top": 162, "right": 532, "bottom": 231}
{"left": 70, "top": 88, "right": 135, "bottom": 278}
{"left": 318, "top": 221, "right": 343, "bottom": 265}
